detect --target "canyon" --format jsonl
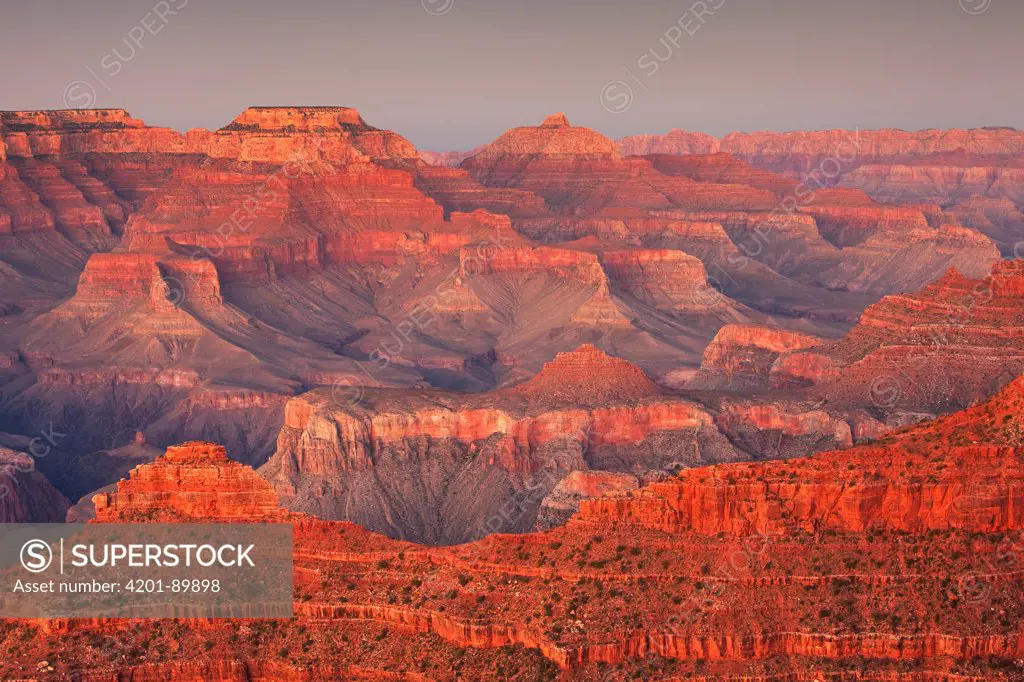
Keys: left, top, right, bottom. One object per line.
{"left": 1, "top": 108, "right": 1022, "bottom": 540}
{"left": 1, "top": 107, "right": 1024, "bottom": 679}
{"left": 2, "top": 373, "right": 1021, "bottom": 679}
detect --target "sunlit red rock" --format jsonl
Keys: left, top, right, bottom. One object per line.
{"left": 816, "top": 260, "right": 1024, "bottom": 410}
{"left": 695, "top": 324, "right": 824, "bottom": 387}
{"left": 534, "top": 469, "right": 639, "bottom": 530}
{"left": 7, "top": 377, "right": 1024, "bottom": 679}
{"left": 92, "top": 441, "right": 282, "bottom": 522}
{"left": 510, "top": 344, "right": 661, "bottom": 404}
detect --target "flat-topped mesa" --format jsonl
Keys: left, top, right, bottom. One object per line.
{"left": 92, "top": 441, "right": 283, "bottom": 522}
{"left": 161, "top": 441, "right": 230, "bottom": 463}
{"left": 0, "top": 108, "right": 191, "bottom": 159}
{"left": 0, "top": 109, "right": 146, "bottom": 131}
{"left": 222, "top": 106, "right": 369, "bottom": 132}
{"left": 208, "top": 106, "right": 421, "bottom": 164}
{"left": 510, "top": 344, "right": 662, "bottom": 403}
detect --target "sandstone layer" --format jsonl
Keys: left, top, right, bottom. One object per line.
{"left": 5, "top": 376, "right": 1023, "bottom": 680}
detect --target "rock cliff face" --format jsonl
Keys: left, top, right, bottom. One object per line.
{"left": 696, "top": 324, "right": 824, "bottom": 387}
{"left": 597, "top": 248, "right": 723, "bottom": 311}
{"left": 10, "top": 377, "right": 1024, "bottom": 680}
{"left": 644, "top": 152, "right": 800, "bottom": 196}
{"left": 534, "top": 469, "right": 639, "bottom": 530}
{"left": 260, "top": 345, "right": 745, "bottom": 543}
{"left": 819, "top": 260, "right": 1024, "bottom": 410}
{"left": 93, "top": 441, "right": 282, "bottom": 522}
{"left": 455, "top": 117, "right": 1005, "bottom": 324}
{"left": 695, "top": 261, "right": 1024, "bottom": 413}
{"left": 0, "top": 448, "right": 70, "bottom": 522}
{"left": 617, "top": 128, "right": 1024, "bottom": 266}
{"left": 619, "top": 129, "right": 722, "bottom": 156}
{"left": 949, "top": 195, "right": 1024, "bottom": 257}
{"left": 461, "top": 114, "right": 774, "bottom": 213}
{"left": 580, "top": 375, "right": 1024, "bottom": 534}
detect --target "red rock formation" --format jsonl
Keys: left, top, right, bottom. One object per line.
{"left": 714, "top": 401, "right": 854, "bottom": 455}
{"left": 619, "top": 127, "right": 1024, "bottom": 174}
{"left": 842, "top": 153, "right": 1024, "bottom": 211}
{"left": 419, "top": 145, "right": 486, "bottom": 167}
{"left": 460, "top": 243, "right": 601, "bottom": 279}
{"left": 696, "top": 324, "right": 824, "bottom": 386}
{"left": 92, "top": 441, "right": 282, "bottom": 522}
{"left": 568, "top": 271, "right": 632, "bottom": 327}
{"left": 11, "top": 378, "right": 1024, "bottom": 679}
{"left": 768, "top": 350, "right": 840, "bottom": 388}
{"left": 510, "top": 344, "right": 661, "bottom": 404}
{"left": 401, "top": 160, "right": 550, "bottom": 218}
{"left": 261, "top": 345, "right": 744, "bottom": 542}
{"left": 597, "top": 248, "right": 722, "bottom": 311}
{"left": 949, "top": 195, "right": 1024, "bottom": 257}
{"left": 581, "top": 374, "right": 1024, "bottom": 534}
{"left": 462, "top": 114, "right": 771, "bottom": 213}
{"left": 618, "top": 129, "right": 721, "bottom": 156}
{"left": 431, "top": 276, "right": 488, "bottom": 313}
{"left": 693, "top": 261, "right": 1023, "bottom": 410}
{"left": 644, "top": 152, "right": 799, "bottom": 196}
{"left": 466, "top": 112, "right": 619, "bottom": 159}
{"left": 814, "top": 260, "right": 1024, "bottom": 410}
{"left": 534, "top": 470, "right": 639, "bottom": 530}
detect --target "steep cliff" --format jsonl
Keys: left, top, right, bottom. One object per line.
{"left": 260, "top": 345, "right": 745, "bottom": 543}
{"left": 10, "top": 379, "right": 1024, "bottom": 679}
{"left": 818, "top": 260, "right": 1024, "bottom": 410}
